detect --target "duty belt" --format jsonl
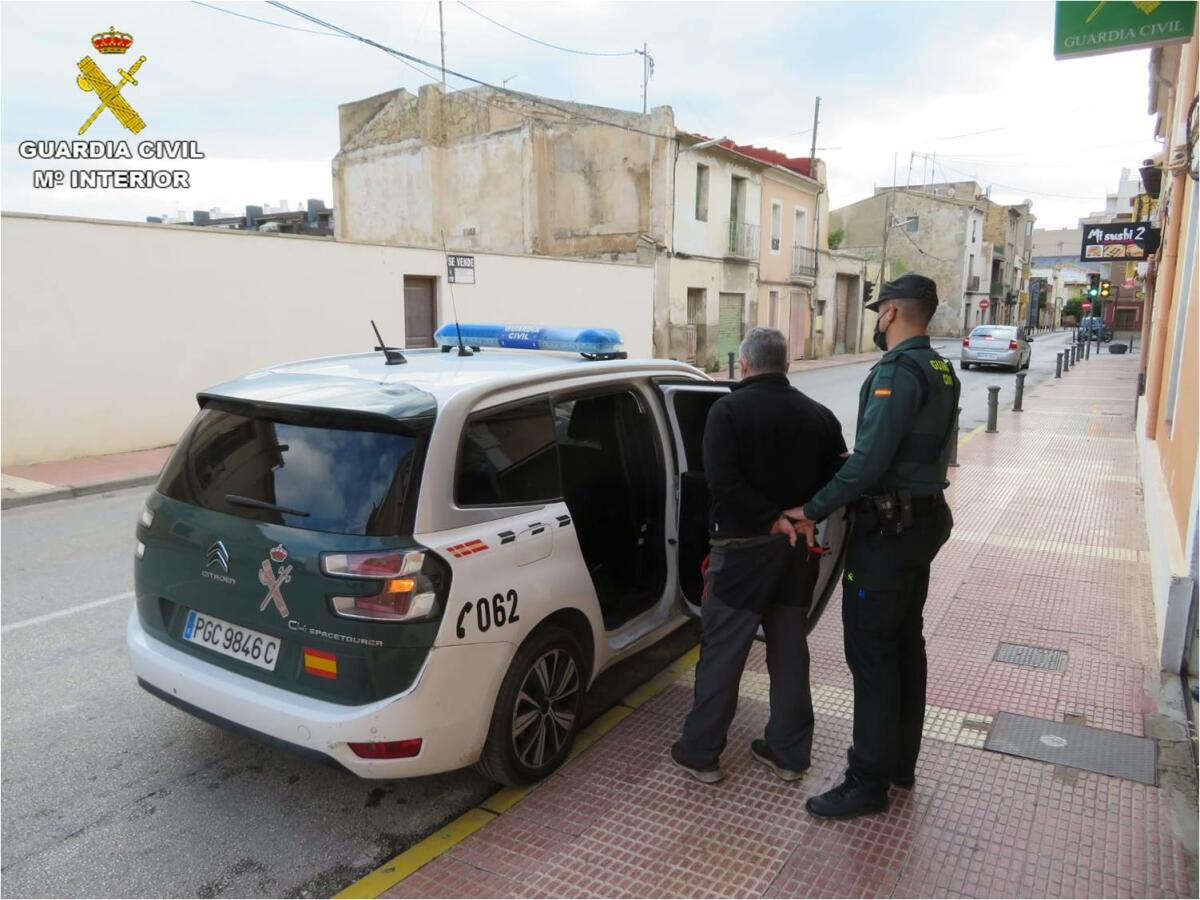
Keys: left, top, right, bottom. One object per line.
{"left": 853, "top": 492, "right": 945, "bottom": 515}
{"left": 852, "top": 491, "right": 946, "bottom": 534}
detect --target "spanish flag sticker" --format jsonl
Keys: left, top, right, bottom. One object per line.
{"left": 874, "top": 388, "right": 892, "bottom": 397}
{"left": 304, "top": 647, "right": 338, "bottom": 680}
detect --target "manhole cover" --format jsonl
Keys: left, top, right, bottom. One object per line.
{"left": 984, "top": 712, "right": 1157, "bottom": 785}
{"left": 994, "top": 642, "right": 1067, "bottom": 672}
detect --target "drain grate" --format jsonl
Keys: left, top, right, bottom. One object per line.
{"left": 994, "top": 642, "right": 1068, "bottom": 672}
{"left": 984, "top": 712, "right": 1157, "bottom": 785}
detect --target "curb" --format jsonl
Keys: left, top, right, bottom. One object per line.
{"left": 1, "top": 473, "right": 159, "bottom": 510}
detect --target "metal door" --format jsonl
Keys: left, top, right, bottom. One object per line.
{"left": 403, "top": 277, "right": 437, "bottom": 348}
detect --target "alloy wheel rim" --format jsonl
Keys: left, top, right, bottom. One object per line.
{"left": 512, "top": 649, "right": 580, "bottom": 769}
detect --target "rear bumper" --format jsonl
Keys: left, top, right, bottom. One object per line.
{"left": 962, "top": 347, "right": 1019, "bottom": 366}
{"left": 127, "top": 610, "right": 513, "bottom": 778}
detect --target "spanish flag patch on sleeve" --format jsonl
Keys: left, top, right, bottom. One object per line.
{"left": 304, "top": 648, "right": 338, "bottom": 679}
{"left": 873, "top": 388, "right": 892, "bottom": 397}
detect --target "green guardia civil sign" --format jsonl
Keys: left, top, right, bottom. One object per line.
{"left": 1055, "top": 0, "right": 1196, "bottom": 59}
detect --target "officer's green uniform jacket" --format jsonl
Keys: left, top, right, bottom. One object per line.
{"left": 805, "top": 335, "right": 959, "bottom": 522}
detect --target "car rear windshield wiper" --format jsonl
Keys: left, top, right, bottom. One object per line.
{"left": 224, "top": 494, "right": 311, "bottom": 517}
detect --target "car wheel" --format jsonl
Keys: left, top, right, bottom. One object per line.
{"left": 961, "top": 361, "right": 971, "bottom": 370}
{"left": 475, "top": 625, "right": 586, "bottom": 786}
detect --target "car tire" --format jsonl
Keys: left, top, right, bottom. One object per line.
{"left": 474, "top": 625, "right": 586, "bottom": 786}
{"left": 961, "top": 362, "right": 971, "bottom": 370}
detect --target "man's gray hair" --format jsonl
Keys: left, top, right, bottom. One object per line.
{"left": 739, "top": 327, "right": 788, "bottom": 374}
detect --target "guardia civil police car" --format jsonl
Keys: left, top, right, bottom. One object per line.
{"left": 128, "top": 323, "right": 847, "bottom": 785}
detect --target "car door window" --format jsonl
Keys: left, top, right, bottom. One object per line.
{"left": 456, "top": 397, "right": 561, "bottom": 507}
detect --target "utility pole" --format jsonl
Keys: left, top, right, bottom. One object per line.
{"left": 809, "top": 96, "right": 821, "bottom": 170}
{"left": 438, "top": 1, "right": 446, "bottom": 86}
{"left": 637, "top": 44, "right": 654, "bottom": 114}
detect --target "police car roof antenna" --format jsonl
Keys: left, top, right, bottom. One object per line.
{"left": 370, "top": 319, "right": 407, "bottom": 365}
{"left": 440, "top": 230, "right": 473, "bottom": 356}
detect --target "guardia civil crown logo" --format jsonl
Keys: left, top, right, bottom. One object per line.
{"left": 76, "top": 26, "right": 147, "bottom": 135}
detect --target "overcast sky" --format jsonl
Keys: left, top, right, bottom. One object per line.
{"left": 0, "top": 1, "right": 1163, "bottom": 229}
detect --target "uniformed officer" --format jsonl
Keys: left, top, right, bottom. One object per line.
{"left": 785, "top": 273, "right": 960, "bottom": 819}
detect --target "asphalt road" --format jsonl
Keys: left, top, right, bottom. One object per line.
{"left": 0, "top": 487, "right": 699, "bottom": 898}
{"left": 789, "top": 329, "right": 1079, "bottom": 445}
{"left": 0, "top": 329, "right": 1079, "bottom": 898}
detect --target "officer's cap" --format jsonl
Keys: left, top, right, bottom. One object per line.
{"left": 866, "top": 273, "right": 939, "bottom": 312}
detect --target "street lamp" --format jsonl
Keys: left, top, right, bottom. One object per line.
{"left": 681, "top": 136, "right": 729, "bottom": 153}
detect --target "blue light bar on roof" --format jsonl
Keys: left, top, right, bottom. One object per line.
{"left": 433, "top": 323, "right": 624, "bottom": 355}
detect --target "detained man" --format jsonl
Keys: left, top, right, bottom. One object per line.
{"left": 670, "top": 327, "right": 847, "bottom": 783}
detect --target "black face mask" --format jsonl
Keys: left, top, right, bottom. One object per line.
{"left": 872, "top": 311, "right": 889, "bottom": 351}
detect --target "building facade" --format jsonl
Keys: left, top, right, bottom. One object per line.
{"left": 332, "top": 84, "right": 849, "bottom": 368}
{"left": 830, "top": 184, "right": 990, "bottom": 336}
{"left": 1138, "top": 29, "right": 1198, "bottom": 677}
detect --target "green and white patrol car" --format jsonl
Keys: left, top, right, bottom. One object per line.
{"left": 128, "top": 324, "right": 847, "bottom": 785}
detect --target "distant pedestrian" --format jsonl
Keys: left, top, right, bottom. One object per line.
{"left": 786, "top": 273, "right": 960, "bottom": 819}
{"left": 671, "top": 327, "right": 845, "bottom": 784}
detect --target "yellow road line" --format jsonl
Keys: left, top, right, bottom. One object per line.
{"left": 333, "top": 807, "right": 496, "bottom": 899}
{"left": 337, "top": 643, "right": 701, "bottom": 897}
{"left": 957, "top": 424, "right": 985, "bottom": 446}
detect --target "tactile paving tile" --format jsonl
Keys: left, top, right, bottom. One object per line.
{"left": 994, "top": 641, "right": 1069, "bottom": 672}
{"left": 984, "top": 711, "right": 1157, "bottom": 785}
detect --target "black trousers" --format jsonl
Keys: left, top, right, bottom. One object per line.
{"left": 840, "top": 504, "right": 953, "bottom": 793}
{"left": 676, "top": 536, "right": 816, "bottom": 771}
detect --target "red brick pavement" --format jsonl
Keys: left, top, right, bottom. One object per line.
{"left": 379, "top": 353, "right": 1197, "bottom": 899}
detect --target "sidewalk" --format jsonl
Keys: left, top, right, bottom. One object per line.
{"left": 0, "top": 445, "right": 171, "bottom": 508}
{"left": 351, "top": 351, "right": 1198, "bottom": 899}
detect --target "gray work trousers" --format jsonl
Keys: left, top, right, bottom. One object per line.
{"left": 676, "top": 572, "right": 815, "bottom": 771}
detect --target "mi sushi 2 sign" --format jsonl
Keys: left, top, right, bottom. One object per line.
{"left": 1055, "top": 1, "right": 1196, "bottom": 59}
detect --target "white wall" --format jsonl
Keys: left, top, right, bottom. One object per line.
{"left": 0, "top": 213, "right": 653, "bottom": 466}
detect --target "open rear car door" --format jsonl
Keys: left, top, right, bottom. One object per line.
{"left": 655, "top": 380, "right": 849, "bottom": 635}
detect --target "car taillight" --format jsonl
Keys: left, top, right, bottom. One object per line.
{"left": 321, "top": 549, "right": 441, "bottom": 622}
{"left": 1009, "top": 340, "right": 1019, "bottom": 349}
{"left": 962, "top": 338, "right": 970, "bottom": 347}
{"left": 348, "top": 739, "right": 423, "bottom": 759}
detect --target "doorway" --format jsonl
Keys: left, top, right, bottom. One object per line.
{"left": 716, "top": 292, "right": 744, "bottom": 372}
{"left": 403, "top": 276, "right": 437, "bottom": 348}
{"left": 788, "top": 290, "right": 807, "bottom": 360}
{"left": 553, "top": 389, "right": 666, "bottom": 630}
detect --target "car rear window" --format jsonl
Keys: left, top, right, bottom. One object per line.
{"left": 158, "top": 408, "right": 425, "bottom": 536}
{"left": 971, "top": 327, "right": 1015, "bottom": 338}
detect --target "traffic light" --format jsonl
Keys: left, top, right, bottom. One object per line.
{"left": 863, "top": 280, "right": 875, "bottom": 306}
{"left": 1100, "top": 280, "right": 1112, "bottom": 299}
{"left": 1087, "top": 273, "right": 1100, "bottom": 299}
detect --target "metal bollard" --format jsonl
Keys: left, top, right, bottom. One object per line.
{"left": 1055, "top": 351, "right": 1063, "bottom": 378}
{"left": 986, "top": 386, "right": 1000, "bottom": 433}
{"left": 1085, "top": 337, "right": 1090, "bottom": 360}
{"left": 1064, "top": 346, "right": 1071, "bottom": 371}
{"left": 728, "top": 351, "right": 735, "bottom": 379}
{"left": 1013, "top": 372, "right": 1026, "bottom": 411}
{"left": 949, "top": 407, "right": 961, "bottom": 467}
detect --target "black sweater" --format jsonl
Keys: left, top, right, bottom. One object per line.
{"left": 702, "top": 373, "right": 847, "bottom": 539}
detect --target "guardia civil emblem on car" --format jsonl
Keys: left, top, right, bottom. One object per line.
{"left": 258, "top": 545, "right": 291, "bottom": 618}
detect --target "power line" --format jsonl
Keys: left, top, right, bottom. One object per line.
{"left": 456, "top": 2, "right": 638, "bottom": 57}
{"left": 266, "top": 2, "right": 671, "bottom": 141}
{"left": 931, "top": 158, "right": 1104, "bottom": 201}
{"left": 189, "top": 0, "right": 344, "bottom": 36}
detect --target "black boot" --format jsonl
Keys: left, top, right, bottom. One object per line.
{"left": 805, "top": 773, "right": 889, "bottom": 819}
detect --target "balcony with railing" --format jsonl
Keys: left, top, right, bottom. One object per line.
{"left": 967, "top": 274, "right": 981, "bottom": 292}
{"left": 726, "top": 220, "right": 759, "bottom": 259}
{"left": 791, "top": 244, "right": 817, "bottom": 280}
